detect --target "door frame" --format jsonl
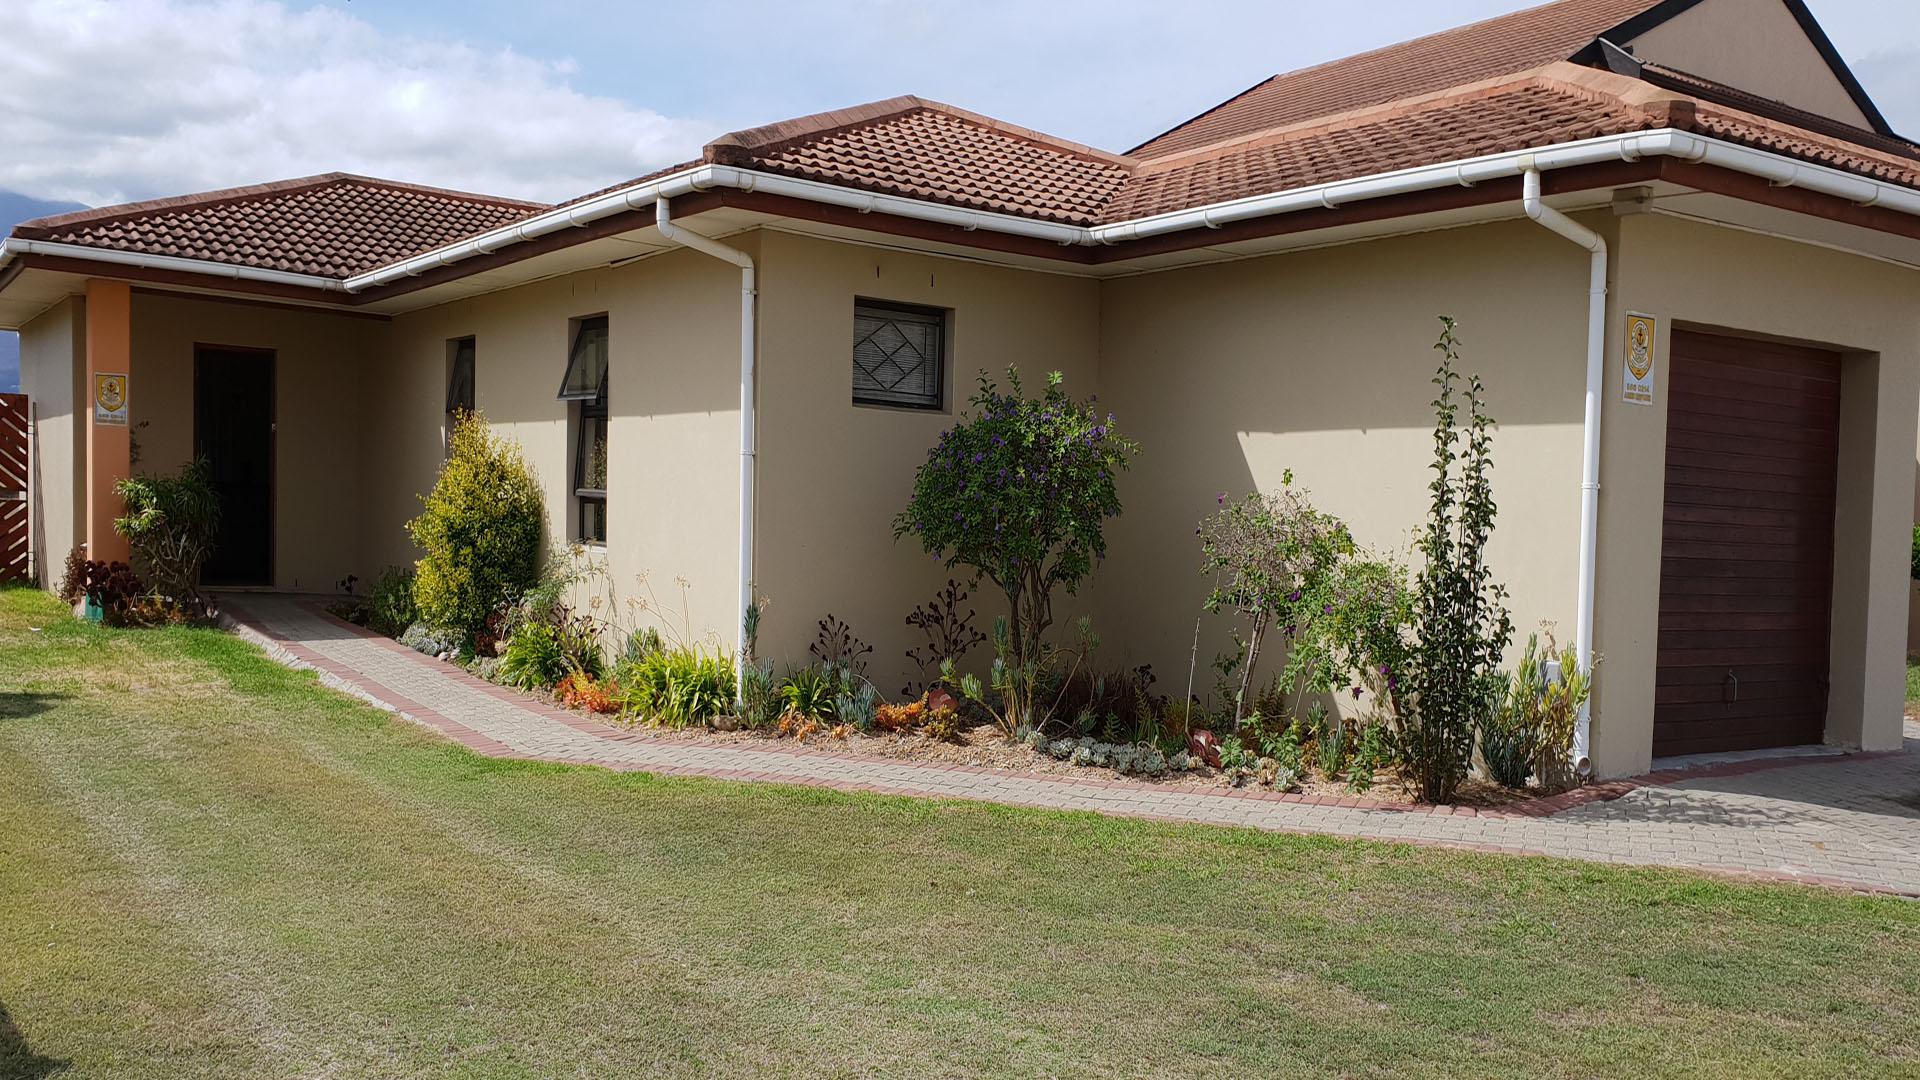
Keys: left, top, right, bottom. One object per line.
{"left": 192, "top": 342, "right": 276, "bottom": 588}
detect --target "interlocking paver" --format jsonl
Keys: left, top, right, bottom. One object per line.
{"left": 223, "top": 595, "right": 1920, "bottom": 896}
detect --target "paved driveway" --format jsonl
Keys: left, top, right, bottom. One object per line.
{"left": 224, "top": 595, "right": 1920, "bottom": 896}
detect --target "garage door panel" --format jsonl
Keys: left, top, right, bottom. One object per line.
{"left": 1655, "top": 679, "right": 1825, "bottom": 705}
{"left": 1653, "top": 330, "right": 1837, "bottom": 757}
{"left": 1677, "top": 357, "right": 1841, "bottom": 398}
{"left": 1658, "top": 575, "right": 1830, "bottom": 599}
{"left": 1657, "top": 627, "right": 1833, "bottom": 651}
{"left": 1661, "top": 502, "right": 1829, "bottom": 531}
{"left": 1658, "top": 483, "right": 1833, "bottom": 515}
{"left": 1658, "top": 609, "right": 1833, "bottom": 632}
{"left": 1656, "top": 661, "right": 1827, "bottom": 687}
{"left": 1665, "top": 391, "right": 1838, "bottom": 427}
{"left": 1662, "top": 409, "right": 1839, "bottom": 448}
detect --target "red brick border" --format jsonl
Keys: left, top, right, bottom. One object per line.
{"left": 229, "top": 596, "right": 1898, "bottom": 822}
{"left": 216, "top": 597, "right": 1916, "bottom": 899}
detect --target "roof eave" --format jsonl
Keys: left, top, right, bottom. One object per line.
{"left": 8, "top": 131, "right": 1920, "bottom": 306}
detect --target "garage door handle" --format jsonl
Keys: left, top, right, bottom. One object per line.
{"left": 1723, "top": 669, "right": 1739, "bottom": 706}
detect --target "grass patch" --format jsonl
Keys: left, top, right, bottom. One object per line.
{"left": 0, "top": 585, "right": 1916, "bottom": 1078}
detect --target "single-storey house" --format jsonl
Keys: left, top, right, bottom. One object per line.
{"left": 4, "top": 0, "right": 1916, "bottom": 778}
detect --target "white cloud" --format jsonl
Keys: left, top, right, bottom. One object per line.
{"left": 0, "top": 0, "right": 715, "bottom": 207}
{"left": 1852, "top": 47, "right": 1920, "bottom": 136}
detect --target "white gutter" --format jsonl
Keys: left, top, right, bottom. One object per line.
{"left": 1521, "top": 166, "right": 1606, "bottom": 778}
{"left": 0, "top": 236, "right": 346, "bottom": 291}
{"left": 345, "top": 164, "right": 1084, "bottom": 291}
{"left": 652, "top": 196, "right": 759, "bottom": 692}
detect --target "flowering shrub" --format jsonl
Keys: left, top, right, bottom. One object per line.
{"left": 894, "top": 368, "right": 1136, "bottom": 730}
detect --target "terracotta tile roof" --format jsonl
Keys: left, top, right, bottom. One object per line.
{"left": 1638, "top": 62, "right": 1920, "bottom": 161}
{"left": 11, "top": 174, "right": 546, "bottom": 279}
{"left": 548, "top": 159, "right": 702, "bottom": 211}
{"left": 702, "top": 96, "right": 1133, "bottom": 225}
{"left": 1105, "top": 77, "right": 1662, "bottom": 220}
{"left": 1687, "top": 104, "right": 1920, "bottom": 189}
{"left": 1128, "top": 0, "right": 1658, "bottom": 159}
{"left": 7, "top": 0, "right": 1916, "bottom": 285}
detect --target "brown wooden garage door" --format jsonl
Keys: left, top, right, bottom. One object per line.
{"left": 1654, "top": 330, "right": 1840, "bottom": 757}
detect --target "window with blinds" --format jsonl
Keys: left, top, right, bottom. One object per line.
{"left": 852, "top": 300, "right": 945, "bottom": 409}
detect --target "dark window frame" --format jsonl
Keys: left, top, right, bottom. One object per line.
{"left": 561, "top": 316, "right": 610, "bottom": 544}
{"left": 445, "top": 336, "right": 476, "bottom": 419}
{"left": 558, "top": 315, "right": 609, "bottom": 401}
{"left": 852, "top": 299, "right": 947, "bottom": 411}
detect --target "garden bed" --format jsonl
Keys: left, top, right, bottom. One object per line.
{"left": 519, "top": 683, "right": 1538, "bottom": 809}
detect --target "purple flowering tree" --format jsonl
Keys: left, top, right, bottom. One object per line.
{"left": 893, "top": 368, "right": 1136, "bottom": 730}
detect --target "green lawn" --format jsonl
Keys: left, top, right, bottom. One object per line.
{"left": 1, "top": 588, "right": 1916, "bottom": 1079}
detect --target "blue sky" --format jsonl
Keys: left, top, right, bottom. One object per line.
{"left": 2, "top": 0, "right": 1916, "bottom": 391}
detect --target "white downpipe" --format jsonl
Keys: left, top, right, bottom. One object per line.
{"left": 654, "top": 196, "right": 757, "bottom": 693}
{"left": 1520, "top": 166, "right": 1605, "bottom": 777}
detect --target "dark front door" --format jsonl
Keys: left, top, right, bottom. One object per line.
{"left": 1653, "top": 330, "right": 1840, "bottom": 757}
{"left": 194, "top": 347, "right": 274, "bottom": 586}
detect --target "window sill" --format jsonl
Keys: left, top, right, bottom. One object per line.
{"left": 852, "top": 398, "right": 947, "bottom": 414}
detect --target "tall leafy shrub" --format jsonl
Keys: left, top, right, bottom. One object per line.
{"left": 894, "top": 368, "right": 1136, "bottom": 730}
{"left": 1403, "top": 318, "right": 1513, "bottom": 803}
{"left": 113, "top": 458, "right": 220, "bottom": 602}
{"left": 1197, "top": 476, "right": 1353, "bottom": 725}
{"left": 409, "top": 412, "right": 544, "bottom": 634}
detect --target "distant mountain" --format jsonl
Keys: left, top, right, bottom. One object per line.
{"left": 0, "top": 191, "right": 88, "bottom": 393}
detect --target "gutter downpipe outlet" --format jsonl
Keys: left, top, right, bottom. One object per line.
{"left": 1520, "top": 165, "right": 1604, "bottom": 777}
{"left": 655, "top": 196, "right": 757, "bottom": 698}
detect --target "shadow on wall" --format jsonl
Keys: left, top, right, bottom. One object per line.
{"left": 1096, "top": 294, "right": 1588, "bottom": 688}
{"left": 0, "top": 1000, "right": 68, "bottom": 1079}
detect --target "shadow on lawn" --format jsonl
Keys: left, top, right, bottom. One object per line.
{"left": 0, "top": 1001, "right": 67, "bottom": 1078}
{"left": 0, "top": 692, "right": 67, "bottom": 722}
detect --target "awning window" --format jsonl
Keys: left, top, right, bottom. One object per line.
{"left": 557, "top": 316, "right": 609, "bottom": 401}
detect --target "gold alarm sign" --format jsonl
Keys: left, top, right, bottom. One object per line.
{"left": 94, "top": 373, "right": 129, "bottom": 425}
{"left": 1622, "top": 313, "right": 1656, "bottom": 406}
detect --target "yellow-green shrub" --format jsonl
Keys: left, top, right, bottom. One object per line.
{"left": 408, "top": 413, "right": 544, "bottom": 634}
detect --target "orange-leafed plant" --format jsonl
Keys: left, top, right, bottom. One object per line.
{"left": 557, "top": 671, "right": 621, "bottom": 714}
{"left": 777, "top": 711, "right": 825, "bottom": 741}
{"left": 873, "top": 696, "right": 928, "bottom": 733}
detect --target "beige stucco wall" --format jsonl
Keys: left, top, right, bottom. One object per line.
{"left": 1099, "top": 218, "right": 1597, "bottom": 712}
{"left": 1626, "top": 0, "right": 1873, "bottom": 129}
{"left": 750, "top": 230, "right": 1103, "bottom": 690}
{"left": 18, "top": 297, "right": 87, "bottom": 586}
{"left": 129, "top": 292, "right": 383, "bottom": 591}
{"left": 366, "top": 244, "right": 745, "bottom": 650}
{"left": 1596, "top": 212, "right": 1920, "bottom": 776}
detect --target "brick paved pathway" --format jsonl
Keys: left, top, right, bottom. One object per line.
{"left": 223, "top": 595, "right": 1920, "bottom": 897}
